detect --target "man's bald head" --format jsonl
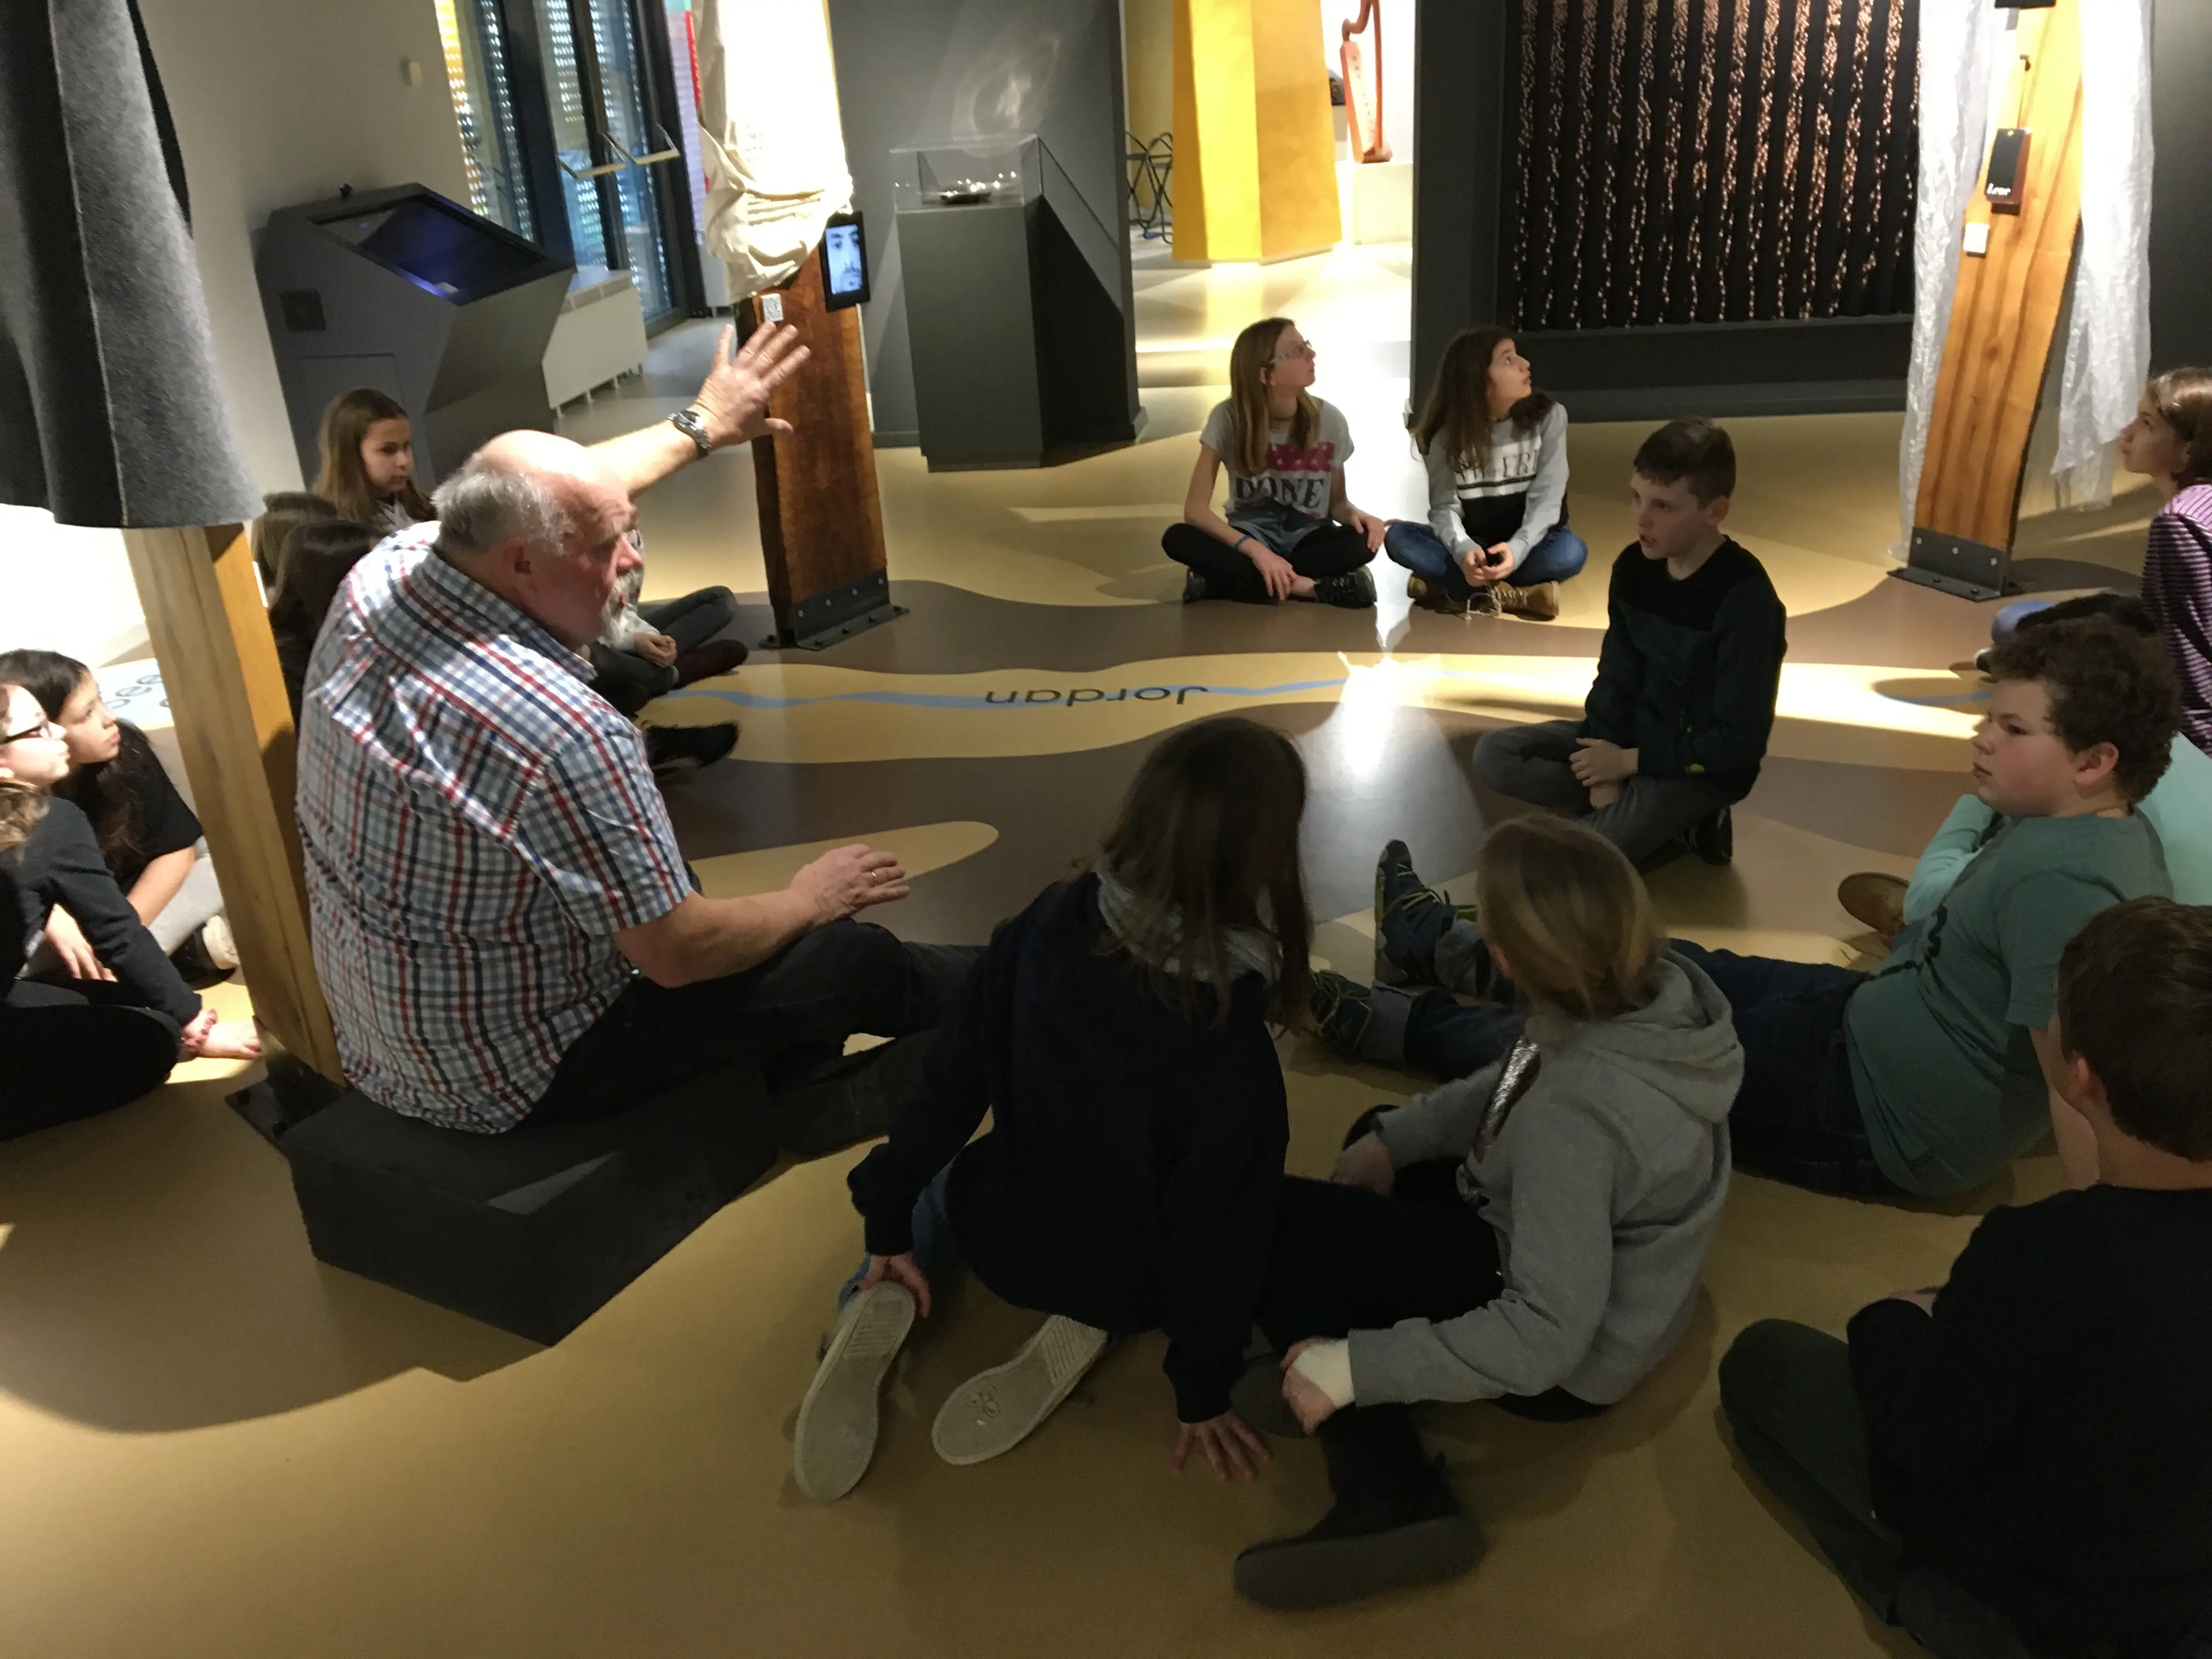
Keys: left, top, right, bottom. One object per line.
{"left": 429, "top": 429, "right": 642, "bottom": 649}
{"left": 437, "top": 431, "right": 629, "bottom": 562}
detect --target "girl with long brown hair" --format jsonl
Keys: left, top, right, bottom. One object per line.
{"left": 2133, "top": 368, "right": 2212, "bottom": 755}
{"left": 1163, "top": 317, "right": 1384, "bottom": 606}
{"left": 793, "top": 716, "right": 1310, "bottom": 1500}
{"left": 0, "top": 648, "right": 233, "bottom": 978}
{"left": 312, "top": 387, "right": 433, "bottom": 532}
{"left": 1989, "top": 368, "right": 2212, "bottom": 752}
{"left": 0, "top": 681, "right": 259, "bottom": 1138}
{"left": 1388, "top": 325, "right": 1585, "bottom": 620}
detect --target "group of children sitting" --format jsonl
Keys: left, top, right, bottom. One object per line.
{"left": 1167, "top": 317, "right": 2212, "bottom": 779}
{"left": 6, "top": 315, "right": 2210, "bottom": 1645}
{"left": 1166, "top": 316, "right": 1589, "bottom": 618}
{"left": 781, "top": 350, "right": 2212, "bottom": 1650}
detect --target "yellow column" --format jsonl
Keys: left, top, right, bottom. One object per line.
{"left": 1172, "top": 0, "right": 1339, "bottom": 262}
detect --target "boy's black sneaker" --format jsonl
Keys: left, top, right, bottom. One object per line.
{"left": 1373, "top": 840, "right": 1476, "bottom": 986}
{"left": 1301, "top": 567, "right": 1377, "bottom": 609}
{"left": 1309, "top": 970, "right": 1375, "bottom": 1059}
{"left": 647, "top": 722, "right": 738, "bottom": 778}
{"left": 1688, "top": 806, "right": 1734, "bottom": 866}
{"left": 1233, "top": 1452, "right": 1483, "bottom": 1610}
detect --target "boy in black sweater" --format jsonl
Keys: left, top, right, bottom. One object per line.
{"left": 1721, "top": 895, "right": 2212, "bottom": 1658}
{"left": 1472, "top": 418, "right": 1786, "bottom": 868}
{"left": 1305, "top": 421, "right": 1787, "bottom": 1082}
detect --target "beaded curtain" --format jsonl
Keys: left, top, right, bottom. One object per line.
{"left": 1509, "top": 0, "right": 1921, "bottom": 330}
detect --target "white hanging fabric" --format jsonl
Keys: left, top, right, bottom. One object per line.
{"left": 693, "top": 0, "right": 854, "bottom": 300}
{"left": 1896, "top": 2, "right": 2002, "bottom": 555}
{"left": 2051, "top": 0, "right": 2154, "bottom": 509}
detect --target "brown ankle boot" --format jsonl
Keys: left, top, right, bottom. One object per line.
{"left": 1496, "top": 580, "right": 1560, "bottom": 620}
{"left": 1838, "top": 872, "right": 1908, "bottom": 941}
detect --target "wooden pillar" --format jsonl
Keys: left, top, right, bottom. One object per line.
{"left": 123, "top": 523, "right": 343, "bottom": 1085}
{"left": 1172, "top": 0, "right": 1340, "bottom": 262}
{"left": 737, "top": 251, "right": 896, "bottom": 649}
{"left": 1907, "top": 2, "right": 2084, "bottom": 592}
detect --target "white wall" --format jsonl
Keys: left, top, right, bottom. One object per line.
{"left": 1321, "top": 0, "right": 1417, "bottom": 163}
{"left": 137, "top": 0, "right": 471, "bottom": 495}
{"left": 0, "top": 511, "right": 148, "bottom": 668}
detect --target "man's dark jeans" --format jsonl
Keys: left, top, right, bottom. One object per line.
{"left": 529, "top": 919, "right": 978, "bottom": 1155}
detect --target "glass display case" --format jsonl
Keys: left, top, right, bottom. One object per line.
{"left": 890, "top": 136, "right": 1042, "bottom": 212}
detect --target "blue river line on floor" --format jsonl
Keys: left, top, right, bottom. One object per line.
{"left": 670, "top": 678, "right": 1345, "bottom": 712}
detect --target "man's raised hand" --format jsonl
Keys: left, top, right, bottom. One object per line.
{"left": 690, "top": 323, "right": 811, "bottom": 449}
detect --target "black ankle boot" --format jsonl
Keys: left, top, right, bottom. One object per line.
{"left": 1232, "top": 1406, "right": 1483, "bottom": 1610}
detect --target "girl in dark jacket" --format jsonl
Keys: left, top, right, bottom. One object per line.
{"left": 792, "top": 716, "right": 1311, "bottom": 1501}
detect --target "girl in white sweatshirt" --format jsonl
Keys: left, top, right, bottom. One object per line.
{"left": 1385, "top": 326, "right": 1585, "bottom": 620}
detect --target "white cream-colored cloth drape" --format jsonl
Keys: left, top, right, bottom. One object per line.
{"left": 1896, "top": 2, "right": 2002, "bottom": 555}
{"left": 693, "top": 0, "right": 854, "bottom": 300}
{"left": 2051, "top": 0, "right": 2153, "bottom": 509}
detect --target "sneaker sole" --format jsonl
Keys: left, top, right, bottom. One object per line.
{"left": 931, "top": 1315, "right": 1108, "bottom": 1466}
{"left": 792, "top": 1283, "right": 916, "bottom": 1501}
{"left": 1233, "top": 1512, "right": 1484, "bottom": 1610}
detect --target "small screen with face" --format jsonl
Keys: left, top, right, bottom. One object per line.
{"left": 821, "top": 216, "right": 868, "bottom": 310}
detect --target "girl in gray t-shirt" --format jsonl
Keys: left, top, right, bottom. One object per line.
{"left": 1162, "top": 316, "right": 1384, "bottom": 607}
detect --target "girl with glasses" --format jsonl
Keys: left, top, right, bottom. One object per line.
{"left": 1163, "top": 317, "right": 1384, "bottom": 607}
{"left": 0, "top": 682, "right": 259, "bottom": 1139}
{"left": 0, "top": 649, "right": 235, "bottom": 981}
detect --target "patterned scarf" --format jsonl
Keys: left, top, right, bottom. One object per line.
{"left": 1094, "top": 866, "right": 1279, "bottom": 987}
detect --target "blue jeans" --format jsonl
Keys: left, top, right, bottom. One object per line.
{"left": 1384, "top": 520, "right": 1589, "bottom": 601}
{"left": 838, "top": 1161, "right": 960, "bottom": 1308}
{"left": 1666, "top": 941, "right": 1899, "bottom": 1197}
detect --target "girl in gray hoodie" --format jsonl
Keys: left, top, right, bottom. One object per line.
{"left": 1233, "top": 814, "right": 1742, "bottom": 1611}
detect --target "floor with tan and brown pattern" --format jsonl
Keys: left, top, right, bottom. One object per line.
{"left": 0, "top": 244, "right": 2162, "bottom": 1657}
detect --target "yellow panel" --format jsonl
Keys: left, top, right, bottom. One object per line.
{"left": 1250, "top": 0, "right": 1341, "bottom": 258}
{"left": 1172, "top": 0, "right": 1261, "bottom": 260}
{"left": 1122, "top": 0, "right": 1175, "bottom": 148}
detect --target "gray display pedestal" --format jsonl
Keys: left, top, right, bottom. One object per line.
{"left": 257, "top": 184, "right": 572, "bottom": 482}
{"left": 894, "top": 138, "right": 1139, "bottom": 470}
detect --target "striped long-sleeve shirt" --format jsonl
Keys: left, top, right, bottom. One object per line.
{"left": 2142, "top": 483, "right": 2212, "bottom": 758}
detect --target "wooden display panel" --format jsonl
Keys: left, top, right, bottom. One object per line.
{"left": 123, "top": 524, "right": 342, "bottom": 1084}
{"left": 1914, "top": 3, "right": 2084, "bottom": 552}
{"left": 738, "top": 253, "right": 893, "bottom": 647}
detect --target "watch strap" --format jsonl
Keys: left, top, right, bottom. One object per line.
{"left": 669, "top": 408, "right": 713, "bottom": 456}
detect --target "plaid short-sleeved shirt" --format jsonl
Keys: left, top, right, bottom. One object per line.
{"left": 295, "top": 524, "right": 692, "bottom": 1131}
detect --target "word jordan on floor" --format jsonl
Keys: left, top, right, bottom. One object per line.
{"left": 982, "top": 685, "right": 1211, "bottom": 707}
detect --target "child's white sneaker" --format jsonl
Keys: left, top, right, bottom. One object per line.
{"left": 792, "top": 1282, "right": 916, "bottom": 1500}
{"left": 931, "top": 1315, "right": 1108, "bottom": 1465}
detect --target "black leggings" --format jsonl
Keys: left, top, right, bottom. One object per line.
{"left": 1257, "top": 1110, "right": 1607, "bottom": 1424}
{"left": 1161, "top": 520, "right": 1373, "bottom": 602}
{"left": 1, "top": 979, "right": 180, "bottom": 1139}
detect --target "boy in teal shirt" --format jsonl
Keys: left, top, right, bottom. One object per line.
{"left": 1671, "top": 616, "right": 2178, "bottom": 1196}
{"left": 1841, "top": 594, "right": 2212, "bottom": 933}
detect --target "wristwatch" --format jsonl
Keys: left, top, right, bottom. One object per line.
{"left": 669, "top": 407, "right": 714, "bottom": 457}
